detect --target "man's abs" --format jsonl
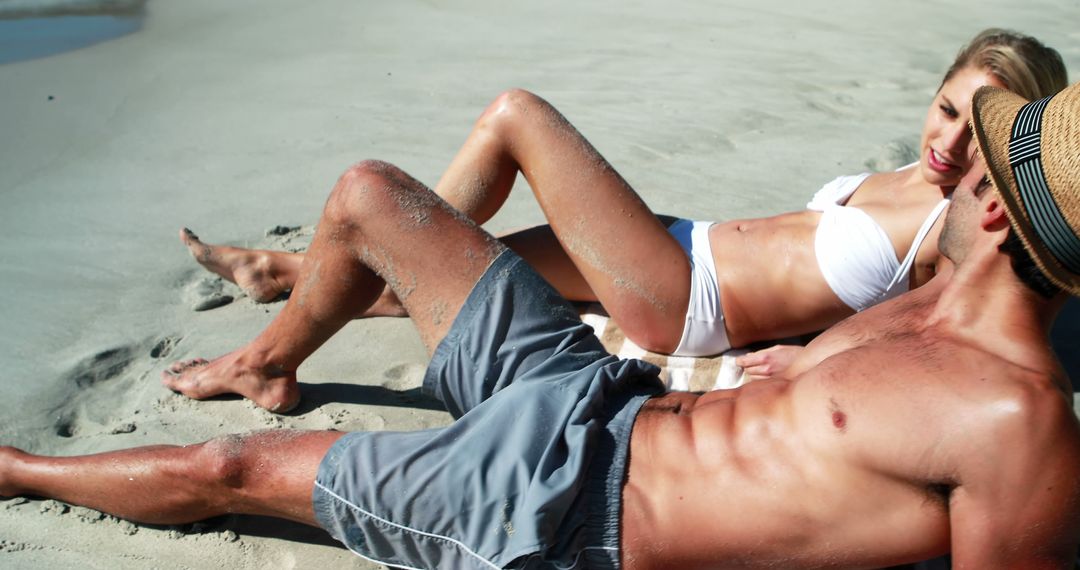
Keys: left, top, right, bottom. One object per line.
{"left": 620, "top": 380, "right": 951, "bottom": 568}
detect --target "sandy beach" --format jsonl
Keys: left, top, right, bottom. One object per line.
{"left": 1, "top": 0, "right": 1079, "bottom": 567}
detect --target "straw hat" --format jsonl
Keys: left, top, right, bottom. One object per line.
{"left": 970, "top": 82, "right": 1080, "bottom": 296}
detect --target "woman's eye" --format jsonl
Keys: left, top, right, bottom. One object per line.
{"left": 940, "top": 104, "right": 959, "bottom": 119}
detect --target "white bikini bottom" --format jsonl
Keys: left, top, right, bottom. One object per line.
{"left": 667, "top": 219, "right": 731, "bottom": 357}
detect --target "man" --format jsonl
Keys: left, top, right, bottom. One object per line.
{"left": 3, "top": 83, "right": 1080, "bottom": 568}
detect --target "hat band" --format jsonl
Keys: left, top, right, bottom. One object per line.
{"left": 1007, "top": 96, "right": 1080, "bottom": 274}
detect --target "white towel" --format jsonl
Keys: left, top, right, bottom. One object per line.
{"left": 580, "top": 304, "right": 749, "bottom": 392}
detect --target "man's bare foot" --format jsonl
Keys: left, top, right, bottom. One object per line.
{"left": 161, "top": 351, "right": 301, "bottom": 413}
{"left": 180, "top": 228, "right": 293, "bottom": 303}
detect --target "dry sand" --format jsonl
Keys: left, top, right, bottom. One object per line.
{"left": 1, "top": 0, "right": 1078, "bottom": 567}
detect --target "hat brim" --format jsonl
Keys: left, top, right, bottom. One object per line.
{"left": 970, "top": 85, "right": 1080, "bottom": 295}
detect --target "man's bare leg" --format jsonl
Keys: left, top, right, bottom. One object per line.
{"left": 0, "top": 430, "right": 343, "bottom": 526}
{"left": 164, "top": 160, "right": 506, "bottom": 410}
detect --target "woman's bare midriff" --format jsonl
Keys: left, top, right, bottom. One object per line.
{"left": 708, "top": 211, "right": 853, "bottom": 346}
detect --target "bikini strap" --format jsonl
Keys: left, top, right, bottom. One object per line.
{"left": 888, "top": 198, "right": 951, "bottom": 291}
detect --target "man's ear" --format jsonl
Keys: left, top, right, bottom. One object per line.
{"left": 981, "top": 194, "right": 1010, "bottom": 230}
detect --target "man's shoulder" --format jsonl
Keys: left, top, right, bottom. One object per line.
{"left": 967, "top": 374, "right": 1075, "bottom": 434}
{"left": 935, "top": 335, "right": 1073, "bottom": 424}
{"left": 837, "top": 330, "right": 1073, "bottom": 448}
{"left": 944, "top": 373, "right": 1080, "bottom": 568}
{"left": 945, "top": 361, "right": 1080, "bottom": 476}
{"left": 944, "top": 326, "right": 1074, "bottom": 424}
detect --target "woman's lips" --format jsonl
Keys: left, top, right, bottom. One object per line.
{"left": 927, "top": 149, "right": 958, "bottom": 173}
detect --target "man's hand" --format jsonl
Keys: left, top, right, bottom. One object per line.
{"left": 735, "top": 345, "right": 803, "bottom": 382}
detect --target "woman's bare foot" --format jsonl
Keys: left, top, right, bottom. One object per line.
{"left": 161, "top": 351, "right": 301, "bottom": 413}
{"left": 180, "top": 228, "right": 296, "bottom": 303}
{"left": 181, "top": 228, "right": 415, "bottom": 317}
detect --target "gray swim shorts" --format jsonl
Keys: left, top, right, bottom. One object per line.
{"left": 312, "top": 250, "right": 664, "bottom": 569}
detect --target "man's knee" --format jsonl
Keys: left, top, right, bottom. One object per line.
{"left": 324, "top": 159, "right": 408, "bottom": 227}
{"left": 196, "top": 434, "right": 248, "bottom": 489}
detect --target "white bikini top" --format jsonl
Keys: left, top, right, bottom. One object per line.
{"left": 807, "top": 171, "right": 950, "bottom": 312}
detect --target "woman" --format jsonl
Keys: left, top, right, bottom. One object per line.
{"left": 172, "top": 29, "right": 1066, "bottom": 407}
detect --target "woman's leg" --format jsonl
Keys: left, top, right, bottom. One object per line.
{"left": 179, "top": 226, "right": 581, "bottom": 317}
{"left": 181, "top": 228, "right": 303, "bottom": 303}
{"left": 181, "top": 229, "right": 407, "bottom": 317}
{"left": 0, "top": 430, "right": 344, "bottom": 526}
{"left": 184, "top": 90, "right": 690, "bottom": 351}
{"left": 400, "top": 89, "right": 692, "bottom": 351}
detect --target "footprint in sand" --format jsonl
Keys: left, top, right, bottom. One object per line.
{"left": 108, "top": 422, "right": 137, "bottom": 435}
{"left": 0, "top": 539, "right": 43, "bottom": 554}
{"left": 183, "top": 276, "right": 235, "bottom": 312}
{"left": 53, "top": 419, "right": 77, "bottom": 438}
{"left": 264, "top": 224, "right": 314, "bottom": 253}
{"left": 726, "top": 108, "right": 784, "bottom": 136}
{"left": 380, "top": 363, "right": 426, "bottom": 391}
{"left": 796, "top": 84, "right": 860, "bottom": 119}
{"left": 265, "top": 224, "right": 301, "bottom": 237}
{"left": 52, "top": 339, "right": 167, "bottom": 438}
{"left": 150, "top": 336, "right": 181, "bottom": 359}
{"left": 65, "top": 346, "right": 137, "bottom": 389}
{"left": 54, "top": 347, "right": 136, "bottom": 437}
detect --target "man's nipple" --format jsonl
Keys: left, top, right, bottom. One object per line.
{"left": 829, "top": 398, "right": 847, "bottom": 433}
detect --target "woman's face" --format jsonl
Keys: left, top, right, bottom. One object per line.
{"left": 919, "top": 65, "right": 1006, "bottom": 187}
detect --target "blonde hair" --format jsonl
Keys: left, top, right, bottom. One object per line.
{"left": 941, "top": 28, "right": 1067, "bottom": 100}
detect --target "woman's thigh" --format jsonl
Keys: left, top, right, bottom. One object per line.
{"left": 498, "top": 94, "right": 692, "bottom": 340}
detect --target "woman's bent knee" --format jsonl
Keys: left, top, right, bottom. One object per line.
{"left": 481, "top": 88, "right": 550, "bottom": 134}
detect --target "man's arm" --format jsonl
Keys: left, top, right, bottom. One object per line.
{"left": 949, "top": 386, "right": 1080, "bottom": 568}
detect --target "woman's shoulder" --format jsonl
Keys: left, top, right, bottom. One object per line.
{"left": 806, "top": 172, "right": 873, "bottom": 209}
{"left": 862, "top": 162, "right": 919, "bottom": 187}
